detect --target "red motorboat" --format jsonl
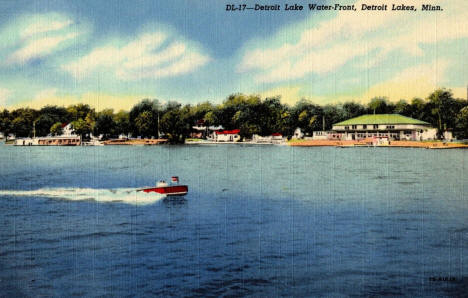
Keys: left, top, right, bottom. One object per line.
{"left": 137, "top": 176, "right": 188, "bottom": 196}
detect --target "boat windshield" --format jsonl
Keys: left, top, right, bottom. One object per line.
{"left": 156, "top": 180, "right": 168, "bottom": 187}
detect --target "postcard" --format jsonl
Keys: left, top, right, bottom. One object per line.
{"left": 0, "top": 0, "right": 467, "bottom": 296}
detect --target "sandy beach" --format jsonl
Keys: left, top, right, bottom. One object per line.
{"left": 102, "top": 139, "right": 168, "bottom": 145}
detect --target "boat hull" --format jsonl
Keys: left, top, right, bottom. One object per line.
{"left": 139, "top": 185, "right": 188, "bottom": 196}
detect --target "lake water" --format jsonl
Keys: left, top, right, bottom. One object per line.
{"left": 0, "top": 144, "right": 467, "bottom": 297}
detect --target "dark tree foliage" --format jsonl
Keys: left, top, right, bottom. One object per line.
{"left": 160, "top": 104, "right": 192, "bottom": 143}
{"left": 322, "top": 105, "right": 345, "bottom": 130}
{"left": 67, "top": 104, "right": 93, "bottom": 122}
{"left": 425, "top": 89, "right": 465, "bottom": 138}
{"left": 10, "top": 108, "right": 36, "bottom": 137}
{"left": 341, "top": 102, "right": 366, "bottom": 119}
{"left": 29, "top": 105, "right": 70, "bottom": 136}
{"left": 129, "top": 99, "right": 160, "bottom": 138}
{"left": 2, "top": 88, "right": 467, "bottom": 141}
{"left": 114, "top": 110, "right": 131, "bottom": 137}
{"left": 34, "top": 114, "right": 56, "bottom": 136}
{"left": 94, "top": 112, "right": 116, "bottom": 139}
{"left": 456, "top": 106, "right": 468, "bottom": 139}
{"left": 0, "top": 109, "right": 12, "bottom": 137}
{"left": 394, "top": 100, "right": 411, "bottom": 116}
{"left": 289, "top": 99, "right": 324, "bottom": 135}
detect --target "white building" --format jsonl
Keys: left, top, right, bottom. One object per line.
{"left": 252, "top": 133, "right": 284, "bottom": 144}
{"left": 191, "top": 122, "right": 223, "bottom": 139}
{"left": 292, "top": 128, "right": 304, "bottom": 139}
{"left": 252, "top": 134, "right": 272, "bottom": 143}
{"left": 14, "top": 136, "right": 80, "bottom": 146}
{"left": 62, "top": 123, "right": 76, "bottom": 136}
{"left": 212, "top": 129, "right": 241, "bottom": 142}
{"left": 14, "top": 122, "right": 81, "bottom": 146}
{"left": 312, "top": 131, "right": 343, "bottom": 140}
{"left": 329, "top": 114, "right": 449, "bottom": 141}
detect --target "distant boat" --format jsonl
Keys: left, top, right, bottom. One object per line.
{"left": 137, "top": 176, "right": 188, "bottom": 196}
{"left": 82, "top": 139, "right": 104, "bottom": 146}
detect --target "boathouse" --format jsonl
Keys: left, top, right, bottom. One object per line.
{"left": 330, "top": 114, "right": 449, "bottom": 141}
{"left": 14, "top": 136, "right": 81, "bottom": 146}
{"left": 213, "top": 129, "right": 241, "bottom": 142}
{"left": 190, "top": 120, "right": 223, "bottom": 139}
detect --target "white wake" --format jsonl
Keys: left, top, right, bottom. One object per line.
{"left": 0, "top": 187, "right": 166, "bottom": 205}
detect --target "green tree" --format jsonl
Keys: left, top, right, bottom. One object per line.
{"left": 394, "top": 99, "right": 411, "bottom": 116}
{"left": 291, "top": 99, "right": 323, "bottom": 135}
{"left": 217, "top": 94, "right": 262, "bottom": 131}
{"left": 259, "top": 97, "right": 286, "bottom": 135}
{"left": 203, "top": 111, "right": 217, "bottom": 126}
{"left": 40, "top": 105, "right": 68, "bottom": 122}
{"left": 135, "top": 111, "right": 156, "bottom": 138}
{"left": 10, "top": 108, "right": 36, "bottom": 137}
{"left": 322, "top": 105, "right": 344, "bottom": 130}
{"left": 427, "top": 89, "right": 456, "bottom": 138}
{"left": 94, "top": 109, "right": 115, "bottom": 139}
{"left": 34, "top": 114, "right": 55, "bottom": 137}
{"left": 67, "top": 104, "right": 93, "bottom": 121}
{"left": 160, "top": 105, "right": 191, "bottom": 143}
{"left": 114, "top": 110, "right": 131, "bottom": 137}
{"left": 129, "top": 99, "right": 160, "bottom": 138}
{"left": 0, "top": 109, "right": 12, "bottom": 138}
{"left": 341, "top": 102, "right": 366, "bottom": 119}
{"left": 191, "top": 102, "right": 216, "bottom": 122}
{"left": 456, "top": 106, "right": 468, "bottom": 139}
{"left": 409, "top": 97, "right": 427, "bottom": 120}
{"left": 71, "top": 118, "right": 91, "bottom": 140}
{"left": 50, "top": 122, "right": 63, "bottom": 136}
{"left": 368, "top": 97, "right": 389, "bottom": 114}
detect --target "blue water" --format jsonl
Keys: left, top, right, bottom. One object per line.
{"left": 0, "top": 144, "right": 467, "bottom": 297}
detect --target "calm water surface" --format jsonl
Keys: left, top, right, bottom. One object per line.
{"left": 0, "top": 144, "right": 467, "bottom": 297}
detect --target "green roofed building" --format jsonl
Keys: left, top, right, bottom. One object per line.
{"left": 333, "top": 114, "right": 430, "bottom": 127}
{"left": 313, "top": 114, "right": 448, "bottom": 141}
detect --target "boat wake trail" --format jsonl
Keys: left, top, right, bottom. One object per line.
{"left": 0, "top": 188, "right": 166, "bottom": 205}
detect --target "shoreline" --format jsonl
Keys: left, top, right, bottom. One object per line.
{"left": 102, "top": 139, "right": 168, "bottom": 145}
{"left": 288, "top": 140, "right": 468, "bottom": 149}
{"left": 4, "top": 138, "right": 468, "bottom": 149}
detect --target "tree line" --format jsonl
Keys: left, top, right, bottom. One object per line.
{"left": 1, "top": 88, "right": 468, "bottom": 143}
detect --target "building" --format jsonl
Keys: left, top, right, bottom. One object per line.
{"left": 14, "top": 136, "right": 80, "bottom": 146}
{"left": 330, "top": 114, "right": 446, "bottom": 141}
{"left": 14, "top": 122, "right": 81, "bottom": 146}
{"left": 292, "top": 128, "right": 304, "bottom": 139}
{"left": 212, "top": 129, "right": 241, "bottom": 142}
{"left": 191, "top": 120, "right": 224, "bottom": 139}
{"left": 61, "top": 123, "right": 76, "bottom": 136}
{"left": 271, "top": 133, "right": 284, "bottom": 144}
{"left": 312, "top": 131, "right": 342, "bottom": 140}
{"left": 252, "top": 133, "right": 284, "bottom": 144}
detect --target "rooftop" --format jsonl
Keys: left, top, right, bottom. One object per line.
{"left": 334, "top": 114, "right": 430, "bottom": 126}
{"left": 216, "top": 129, "right": 240, "bottom": 135}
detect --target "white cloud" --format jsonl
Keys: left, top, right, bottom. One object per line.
{"left": 21, "top": 19, "right": 73, "bottom": 39}
{"left": 63, "top": 31, "right": 210, "bottom": 80}
{"left": 240, "top": 0, "right": 468, "bottom": 83}
{"left": 9, "top": 32, "right": 78, "bottom": 64}
{"left": 3, "top": 13, "right": 79, "bottom": 65}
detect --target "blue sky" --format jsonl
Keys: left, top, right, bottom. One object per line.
{"left": 0, "top": 0, "right": 467, "bottom": 110}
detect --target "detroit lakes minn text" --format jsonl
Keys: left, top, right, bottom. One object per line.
{"left": 226, "top": 3, "right": 442, "bottom": 11}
